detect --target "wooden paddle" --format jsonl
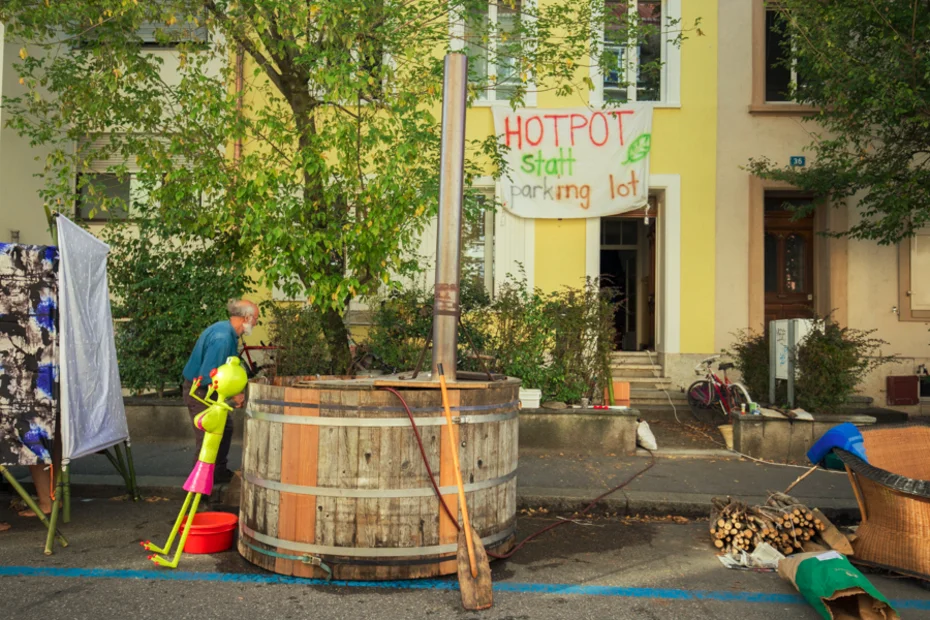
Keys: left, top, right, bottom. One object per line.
{"left": 438, "top": 364, "right": 493, "bottom": 611}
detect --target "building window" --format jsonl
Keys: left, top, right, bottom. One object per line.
{"left": 462, "top": 190, "right": 496, "bottom": 295}
{"left": 601, "top": 218, "right": 638, "bottom": 246}
{"left": 459, "top": 1, "right": 527, "bottom": 103}
{"left": 763, "top": 8, "right": 801, "bottom": 102}
{"left": 898, "top": 229, "right": 930, "bottom": 322}
{"left": 591, "top": 0, "right": 678, "bottom": 106}
{"left": 751, "top": 2, "right": 813, "bottom": 113}
{"left": 602, "top": 0, "right": 663, "bottom": 103}
{"left": 136, "top": 20, "right": 208, "bottom": 47}
{"left": 76, "top": 173, "right": 132, "bottom": 221}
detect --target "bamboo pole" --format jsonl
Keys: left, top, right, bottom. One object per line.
{"left": 125, "top": 441, "right": 141, "bottom": 501}
{"left": 0, "top": 465, "right": 68, "bottom": 550}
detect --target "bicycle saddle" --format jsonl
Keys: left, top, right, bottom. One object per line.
{"left": 718, "top": 362, "right": 735, "bottom": 371}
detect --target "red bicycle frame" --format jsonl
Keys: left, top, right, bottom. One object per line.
{"left": 240, "top": 341, "right": 278, "bottom": 377}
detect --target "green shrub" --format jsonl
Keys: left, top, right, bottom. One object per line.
{"left": 472, "top": 275, "right": 554, "bottom": 392}
{"left": 726, "top": 318, "right": 893, "bottom": 412}
{"left": 366, "top": 271, "right": 619, "bottom": 404}
{"left": 795, "top": 319, "right": 892, "bottom": 413}
{"left": 539, "top": 280, "right": 618, "bottom": 403}
{"left": 366, "top": 274, "right": 493, "bottom": 373}
{"left": 105, "top": 221, "right": 251, "bottom": 397}
{"left": 264, "top": 302, "right": 333, "bottom": 376}
{"left": 726, "top": 329, "right": 771, "bottom": 403}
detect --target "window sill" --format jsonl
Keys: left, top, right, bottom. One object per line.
{"left": 589, "top": 99, "right": 681, "bottom": 109}
{"left": 897, "top": 314, "right": 930, "bottom": 323}
{"left": 749, "top": 103, "right": 820, "bottom": 116}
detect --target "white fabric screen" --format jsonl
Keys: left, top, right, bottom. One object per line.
{"left": 57, "top": 216, "right": 130, "bottom": 461}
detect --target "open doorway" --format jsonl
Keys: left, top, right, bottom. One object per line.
{"left": 600, "top": 197, "right": 657, "bottom": 351}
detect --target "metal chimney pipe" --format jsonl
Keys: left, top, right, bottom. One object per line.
{"left": 431, "top": 54, "right": 468, "bottom": 378}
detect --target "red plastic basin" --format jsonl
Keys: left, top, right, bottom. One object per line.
{"left": 177, "top": 512, "right": 238, "bottom": 554}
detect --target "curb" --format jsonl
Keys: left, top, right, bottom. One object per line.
{"left": 24, "top": 475, "right": 861, "bottom": 524}
{"left": 517, "top": 487, "right": 861, "bottom": 523}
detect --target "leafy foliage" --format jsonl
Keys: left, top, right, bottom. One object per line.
{"left": 263, "top": 302, "right": 333, "bottom": 377}
{"left": 0, "top": 0, "right": 696, "bottom": 370}
{"left": 725, "top": 329, "right": 771, "bottom": 404}
{"left": 746, "top": 1, "right": 930, "bottom": 244}
{"left": 795, "top": 319, "right": 893, "bottom": 413}
{"left": 725, "top": 319, "right": 894, "bottom": 412}
{"left": 367, "top": 273, "right": 619, "bottom": 403}
{"left": 104, "top": 220, "right": 251, "bottom": 396}
{"left": 366, "top": 273, "right": 492, "bottom": 374}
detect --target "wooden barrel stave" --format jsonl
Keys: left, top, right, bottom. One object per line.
{"left": 238, "top": 378, "right": 519, "bottom": 580}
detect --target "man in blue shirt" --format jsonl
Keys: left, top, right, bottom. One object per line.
{"left": 182, "top": 299, "right": 259, "bottom": 485}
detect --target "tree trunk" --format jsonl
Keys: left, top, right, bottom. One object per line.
{"left": 322, "top": 306, "right": 352, "bottom": 375}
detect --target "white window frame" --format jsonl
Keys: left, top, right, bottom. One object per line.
{"left": 589, "top": 0, "right": 681, "bottom": 108}
{"left": 464, "top": 185, "right": 497, "bottom": 295}
{"left": 450, "top": 0, "right": 538, "bottom": 108}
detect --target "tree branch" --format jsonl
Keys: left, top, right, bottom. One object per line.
{"left": 203, "top": 0, "right": 287, "bottom": 97}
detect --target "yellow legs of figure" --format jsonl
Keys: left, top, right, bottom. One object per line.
{"left": 140, "top": 491, "right": 201, "bottom": 568}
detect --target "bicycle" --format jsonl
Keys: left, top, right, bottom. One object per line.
{"left": 686, "top": 355, "right": 752, "bottom": 416}
{"left": 239, "top": 340, "right": 279, "bottom": 379}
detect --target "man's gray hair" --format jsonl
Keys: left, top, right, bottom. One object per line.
{"left": 227, "top": 299, "right": 257, "bottom": 319}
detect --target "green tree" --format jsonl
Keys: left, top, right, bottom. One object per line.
{"left": 0, "top": 0, "right": 693, "bottom": 371}
{"left": 747, "top": 1, "right": 930, "bottom": 244}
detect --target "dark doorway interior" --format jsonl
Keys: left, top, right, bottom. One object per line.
{"left": 601, "top": 247, "right": 638, "bottom": 349}
{"left": 599, "top": 212, "right": 656, "bottom": 351}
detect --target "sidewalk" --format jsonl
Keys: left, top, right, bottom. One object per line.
{"left": 3, "top": 441, "right": 858, "bottom": 521}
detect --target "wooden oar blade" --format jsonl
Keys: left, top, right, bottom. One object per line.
{"left": 457, "top": 528, "right": 493, "bottom": 610}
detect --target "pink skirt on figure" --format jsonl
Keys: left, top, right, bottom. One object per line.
{"left": 183, "top": 461, "right": 215, "bottom": 495}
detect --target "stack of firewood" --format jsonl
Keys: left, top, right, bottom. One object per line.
{"left": 710, "top": 492, "right": 828, "bottom": 556}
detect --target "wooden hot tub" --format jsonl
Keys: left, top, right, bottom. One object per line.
{"left": 238, "top": 374, "right": 519, "bottom": 580}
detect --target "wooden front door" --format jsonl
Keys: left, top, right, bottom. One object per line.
{"left": 764, "top": 194, "right": 815, "bottom": 323}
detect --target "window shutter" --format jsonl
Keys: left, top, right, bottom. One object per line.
{"left": 79, "top": 135, "right": 138, "bottom": 173}
{"left": 911, "top": 230, "right": 930, "bottom": 311}
{"left": 79, "top": 134, "right": 190, "bottom": 173}
{"left": 137, "top": 21, "right": 208, "bottom": 46}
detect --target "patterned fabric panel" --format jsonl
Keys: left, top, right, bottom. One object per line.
{"left": 0, "top": 243, "right": 59, "bottom": 466}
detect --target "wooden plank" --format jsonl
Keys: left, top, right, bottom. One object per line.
{"left": 372, "top": 379, "right": 493, "bottom": 390}
{"left": 264, "top": 390, "right": 284, "bottom": 546}
{"left": 290, "top": 384, "right": 321, "bottom": 578}
{"left": 400, "top": 407, "right": 425, "bottom": 557}
{"left": 274, "top": 386, "right": 300, "bottom": 575}
{"left": 378, "top": 426, "right": 402, "bottom": 550}
{"left": 335, "top": 392, "right": 360, "bottom": 548}
{"left": 355, "top": 423, "right": 381, "bottom": 550}
{"left": 315, "top": 419, "right": 338, "bottom": 548}
{"left": 438, "top": 388, "right": 461, "bottom": 575}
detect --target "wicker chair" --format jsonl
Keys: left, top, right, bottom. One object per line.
{"left": 836, "top": 424, "right": 930, "bottom": 580}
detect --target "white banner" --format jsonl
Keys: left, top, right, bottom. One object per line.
{"left": 57, "top": 215, "right": 130, "bottom": 461}
{"left": 492, "top": 105, "right": 653, "bottom": 219}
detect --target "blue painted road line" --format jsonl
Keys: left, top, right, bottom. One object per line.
{"left": 1, "top": 565, "right": 929, "bottom": 610}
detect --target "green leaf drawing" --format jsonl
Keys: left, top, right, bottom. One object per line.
{"left": 623, "top": 133, "right": 651, "bottom": 165}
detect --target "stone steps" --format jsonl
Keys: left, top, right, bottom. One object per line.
{"left": 608, "top": 363, "right": 664, "bottom": 378}
{"left": 630, "top": 387, "right": 688, "bottom": 407}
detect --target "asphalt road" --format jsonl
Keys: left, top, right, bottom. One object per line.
{"left": 1, "top": 498, "right": 928, "bottom": 620}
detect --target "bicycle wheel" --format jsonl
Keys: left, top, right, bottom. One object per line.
{"left": 687, "top": 380, "right": 717, "bottom": 409}
{"left": 727, "top": 384, "right": 750, "bottom": 413}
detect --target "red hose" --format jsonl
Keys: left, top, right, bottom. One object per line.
{"left": 380, "top": 387, "right": 459, "bottom": 527}
{"left": 380, "top": 387, "right": 658, "bottom": 560}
